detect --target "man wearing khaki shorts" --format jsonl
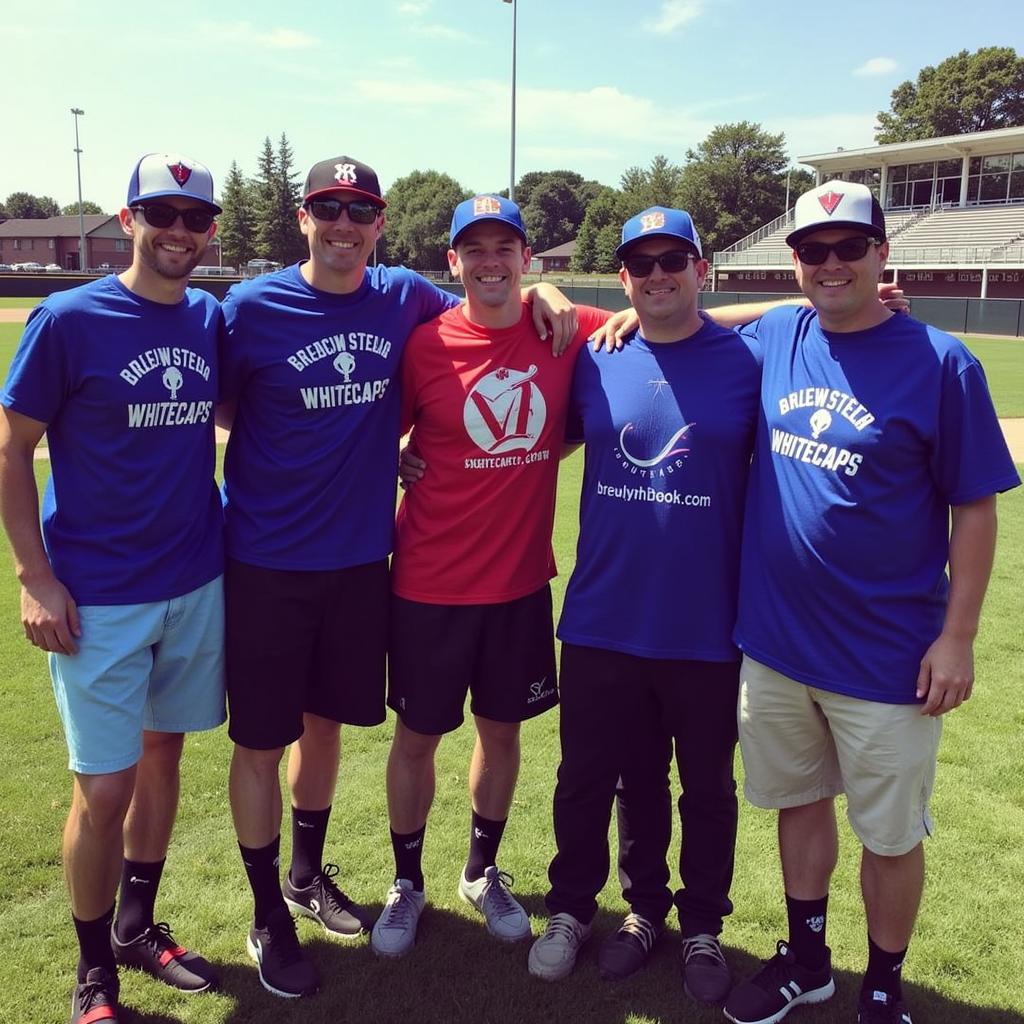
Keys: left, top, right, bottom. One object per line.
{"left": 722, "top": 183, "right": 1020, "bottom": 1024}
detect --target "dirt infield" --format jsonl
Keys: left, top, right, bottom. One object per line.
{"left": 0, "top": 308, "right": 30, "bottom": 323}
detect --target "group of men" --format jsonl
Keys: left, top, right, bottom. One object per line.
{"left": 1, "top": 146, "right": 1017, "bottom": 1024}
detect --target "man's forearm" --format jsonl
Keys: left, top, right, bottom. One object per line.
{"left": 943, "top": 496, "right": 998, "bottom": 640}
{"left": 0, "top": 445, "right": 53, "bottom": 584}
{"left": 703, "top": 297, "right": 806, "bottom": 329}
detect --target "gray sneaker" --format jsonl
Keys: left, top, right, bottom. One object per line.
{"left": 458, "top": 866, "right": 531, "bottom": 942}
{"left": 370, "top": 879, "right": 426, "bottom": 958}
{"left": 681, "top": 932, "right": 732, "bottom": 1004}
{"left": 528, "top": 912, "right": 592, "bottom": 981}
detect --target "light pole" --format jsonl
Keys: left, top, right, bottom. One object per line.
{"left": 70, "top": 108, "right": 86, "bottom": 272}
{"left": 502, "top": 0, "right": 516, "bottom": 202}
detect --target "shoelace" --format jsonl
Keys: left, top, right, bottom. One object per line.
{"left": 748, "top": 941, "right": 801, "bottom": 989}
{"left": 545, "top": 912, "right": 584, "bottom": 942}
{"left": 482, "top": 871, "right": 521, "bottom": 920}
{"left": 77, "top": 970, "right": 116, "bottom": 1011}
{"left": 681, "top": 932, "right": 726, "bottom": 967}
{"left": 142, "top": 921, "right": 182, "bottom": 951}
{"left": 317, "top": 863, "right": 353, "bottom": 912}
{"left": 381, "top": 885, "right": 416, "bottom": 927}
{"left": 617, "top": 912, "right": 658, "bottom": 953}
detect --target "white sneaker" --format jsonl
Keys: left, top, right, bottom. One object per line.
{"left": 458, "top": 866, "right": 531, "bottom": 942}
{"left": 370, "top": 879, "right": 425, "bottom": 958}
{"left": 528, "top": 912, "right": 592, "bottom": 981}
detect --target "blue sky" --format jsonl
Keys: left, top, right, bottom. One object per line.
{"left": 2, "top": 0, "right": 1019, "bottom": 214}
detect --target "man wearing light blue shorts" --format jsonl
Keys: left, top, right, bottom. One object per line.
{"left": 0, "top": 153, "right": 226, "bottom": 1024}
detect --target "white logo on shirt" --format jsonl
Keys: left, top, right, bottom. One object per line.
{"left": 464, "top": 365, "right": 546, "bottom": 454}
{"left": 334, "top": 351, "right": 356, "bottom": 382}
{"left": 809, "top": 409, "right": 832, "bottom": 439}
{"left": 162, "top": 366, "right": 183, "bottom": 400}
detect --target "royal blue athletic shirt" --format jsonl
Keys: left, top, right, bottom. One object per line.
{"left": 557, "top": 318, "right": 762, "bottom": 661}
{"left": 735, "top": 306, "right": 1020, "bottom": 703}
{"left": 1, "top": 276, "right": 223, "bottom": 604}
{"left": 219, "top": 263, "right": 459, "bottom": 570}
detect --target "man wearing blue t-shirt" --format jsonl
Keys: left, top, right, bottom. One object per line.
{"left": 219, "top": 156, "right": 576, "bottom": 998}
{"left": 0, "top": 154, "right": 226, "bottom": 1024}
{"left": 527, "top": 209, "right": 759, "bottom": 1005}
{"left": 723, "top": 183, "right": 1020, "bottom": 1024}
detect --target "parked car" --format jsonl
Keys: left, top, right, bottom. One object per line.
{"left": 12, "top": 262, "right": 45, "bottom": 272}
{"left": 45, "top": 263, "right": 62, "bottom": 273}
{"left": 0, "top": 263, "right": 12, "bottom": 272}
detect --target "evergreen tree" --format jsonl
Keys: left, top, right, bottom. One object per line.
{"left": 216, "top": 161, "right": 258, "bottom": 270}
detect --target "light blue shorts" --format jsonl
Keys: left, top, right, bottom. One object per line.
{"left": 50, "top": 575, "right": 226, "bottom": 775}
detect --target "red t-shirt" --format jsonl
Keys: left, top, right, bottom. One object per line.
{"left": 392, "top": 301, "right": 611, "bottom": 604}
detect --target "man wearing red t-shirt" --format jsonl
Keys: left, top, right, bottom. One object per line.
{"left": 370, "top": 196, "right": 610, "bottom": 958}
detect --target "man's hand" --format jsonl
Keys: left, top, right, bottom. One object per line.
{"left": 916, "top": 631, "right": 974, "bottom": 716}
{"left": 21, "top": 574, "right": 81, "bottom": 654}
{"left": 398, "top": 444, "right": 426, "bottom": 489}
{"left": 588, "top": 307, "right": 637, "bottom": 351}
{"left": 528, "top": 283, "right": 578, "bottom": 356}
{"left": 879, "top": 282, "right": 910, "bottom": 315}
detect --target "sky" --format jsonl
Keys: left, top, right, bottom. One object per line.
{"left": 1, "top": 0, "right": 1021, "bottom": 214}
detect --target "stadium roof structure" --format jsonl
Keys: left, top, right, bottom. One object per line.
{"left": 0, "top": 215, "right": 115, "bottom": 238}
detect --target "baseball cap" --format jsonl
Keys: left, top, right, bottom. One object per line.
{"left": 303, "top": 156, "right": 386, "bottom": 207}
{"left": 450, "top": 195, "right": 528, "bottom": 248}
{"left": 786, "top": 182, "right": 886, "bottom": 247}
{"left": 616, "top": 207, "right": 702, "bottom": 260}
{"left": 126, "top": 153, "right": 222, "bottom": 213}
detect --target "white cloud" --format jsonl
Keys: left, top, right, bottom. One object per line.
{"left": 201, "top": 21, "right": 317, "bottom": 50}
{"left": 853, "top": 57, "right": 898, "bottom": 77}
{"left": 642, "top": 0, "right": 704, "bottom": 34}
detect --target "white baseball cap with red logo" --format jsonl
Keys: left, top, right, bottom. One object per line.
{"left": 126, "top": 153, "right": 222, "bottom": 213}
{"left": 786, "top": 182, "right": 885, "bottom": 247}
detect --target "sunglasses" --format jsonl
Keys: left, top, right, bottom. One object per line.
{"left": 622, "top": 250, "right": 698, "bottom": 277}
{"left": 304, "top": 198, "right": 381, "bottom": 225}
{"left": 795, "top": 236, "right": 882, "bottom": 265}
{"left": 131, "top": 203, "right": 215, "bottom": 233}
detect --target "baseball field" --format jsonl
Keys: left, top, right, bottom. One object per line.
{"left": 0, "top": 300, "right": 1021, "bottom": 1023}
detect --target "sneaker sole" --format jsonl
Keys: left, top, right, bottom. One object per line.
{"left": 245, "top": 934, "right": 318, "bottom": 999}
{"left": 723, "top": 978, "right": 836, "bottom": 1024}
{"left": 457, "top": 882, "right": 531, "bottom": 943}
{"left": 283, "top": 896, "right": 366, "bottom": 940}
{"left": 112, "top": 944, "right": 216, "bottom": 994}
{"left": 527, "top": 949, "right": 578, "bottom": 982}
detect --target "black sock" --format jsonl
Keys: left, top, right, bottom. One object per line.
{"left": 862, "top": 935, "right": 907, "bottom": 1000}
{"left": 289, "top": 805, "right": 331, "bottom": 889}
{"left": 114, "top": 857, "right": 164, "bottom": 942}
{"left": 390, "top": 826, "right": 425, "bottom": 892}
{"left": 73, "top": 904, "right": 116, "bottom": 980}
{"left": 240, "top": 837, "right": 286, "bottom": 929}
{"left": 465, "top": 811, "right": 507, "bottom": 882}
{"left": 785, "top": 893, "right": 829, "bottom": 969}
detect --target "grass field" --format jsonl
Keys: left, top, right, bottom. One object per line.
{"left": 1, "top": 449, "right": 1022, "bottom": 1023}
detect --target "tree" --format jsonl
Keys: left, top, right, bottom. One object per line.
{"left": 253, "top": 134, "right": 305, "bottom": 265}
{"left": 571, "top": 187, "right": 632, "bottom": 273}
{"left": 61, "top": 201, "right": 104, "bottom": 215}
{"left": 513, "top": 170, "right": 599, "bottom": 253}
{"left": 620, "top": 154, "right": 684, "bottom": 209}
{"left": 380, "top": 170, "right": 471, "bottom": 272}
{"left": 4, "top": 192, "right": 60, "bottom": 218}
{"left": 676, "top": 122, "right": 789, "bottom": 254}
{"left": 875, "top": 47, "right": 1024, "bottom": 143}
{"left": 216, "top": 161, "right": 258, "bottom": 269}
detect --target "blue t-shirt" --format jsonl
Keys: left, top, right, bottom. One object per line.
{"left": 1, "top": 276, "right": 223, "bottom": 605}
{"left": 735, "top": 306, "right": 1020, "bottom": 703}
{"left": 558, "top": 318, "right": 762, "bottom": 661}
{"left": 220, "top": 262, "right": 460, "bottom": 570}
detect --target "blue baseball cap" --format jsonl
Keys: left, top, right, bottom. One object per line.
{"left": 450, "top": 195, "right": 528, "bottom": 248}
{"left": 616, "top": 206, "right": 702, "bottom": 260}
{"left": 126, "top": 153, "right": 222, "bottom": 214}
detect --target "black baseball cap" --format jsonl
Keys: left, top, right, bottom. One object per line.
{"left": 303, "top": 156, "right": 386, "bottom": 208}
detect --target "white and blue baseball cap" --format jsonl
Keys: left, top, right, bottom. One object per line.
{"left": 126, "top": 153, "right": 222, "bottom": 213}
{"left": 616, "top": 206, "right": 702, "bottom": 260}
{"left": 450, "top": 195, "right": 528, "bottom": 248}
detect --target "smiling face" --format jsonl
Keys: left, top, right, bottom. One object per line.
{"left": 792, "top": 229, "right": 890, "bottom": 332}
{"left": 619, "top": 238, "right": 707, "bottom": 342}
{"left": 121, "top": 196, "right": 215, "bottom": 283}
{"left": 448, "top": 222, "right": 531, "bottom": 326}
{"left": 298, "top": 188, "right": 385, "bottom": 293}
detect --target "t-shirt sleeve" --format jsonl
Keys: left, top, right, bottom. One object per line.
{"left": 412, "top": 274, "right": 461, "bottom": 324}
{"left": 933, "top": 357, "right": 1021, "bottom": 505}
{"left": 218, "top": 290, "right": 246, "bottom": 403}
{"left": 0, "top": 305, "right": 70, "bottom": 424}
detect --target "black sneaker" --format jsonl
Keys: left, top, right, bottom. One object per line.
{"left": 598, "top": 912, "right": 660, "bottom": 981}
{"left": 283, "top": 863, "right": 373, "bottom": 939}
{"left": 246, "top": 904, "right": 319, "bottom": 999}
{"left": 858, "top": 989, "right": 913, "bottom": 1023}
{"left": 724, "top": 940, "right": 835, "bottom": 1024}
{"left": 681, "top": 932, "right": 732, "bottom": 1004}
{"left": 70, "top": 966, "right": 119, "bottom": 1024}
{"left": 111, "top": 921, "right": 218, "bottom": 993}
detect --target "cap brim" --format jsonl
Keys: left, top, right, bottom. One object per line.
{"left": 451, "top": 219, "right": 528, "bottom": 249}
{"left": 615, "top": 234, "right": 701, "bottom": 261}
{"left": 304, "top": 186, "right": 386, "bottom": 209}
{"left": 786, "top": 221, "right": 885, "bottom": 248}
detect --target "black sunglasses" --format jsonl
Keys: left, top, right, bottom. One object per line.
{"left": 131, "top": 203, "right": 215, "bottom": 233}
{"left": 622, "top": 250, "right": 698, "bottom": 277}
{"left": 795, "top": 236, "right": 882, "bottom": 265}
{"left": 304, "top": 198, "right": 381, "bottom": 225}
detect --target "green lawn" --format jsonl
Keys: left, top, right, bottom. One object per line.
{"left": 0, "top": 454, "right": 1022, "bottom": 1023}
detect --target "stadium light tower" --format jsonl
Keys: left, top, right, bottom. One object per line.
{"left": 502, "top": 0, "right": 517, "bottom": 202}
{"left": 70, "top": 108, "right": 86, "bottom": 272}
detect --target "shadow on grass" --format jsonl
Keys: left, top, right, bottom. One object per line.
{"left": 199, "top": 906, "right": 1024, "bottom": 1024}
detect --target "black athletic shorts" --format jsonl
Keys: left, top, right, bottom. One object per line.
{"left": 225, "top": 558, "right": 388, "bottom": 749}
{"left": 387, "top": 584, "right": 558, "bottom": 736}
